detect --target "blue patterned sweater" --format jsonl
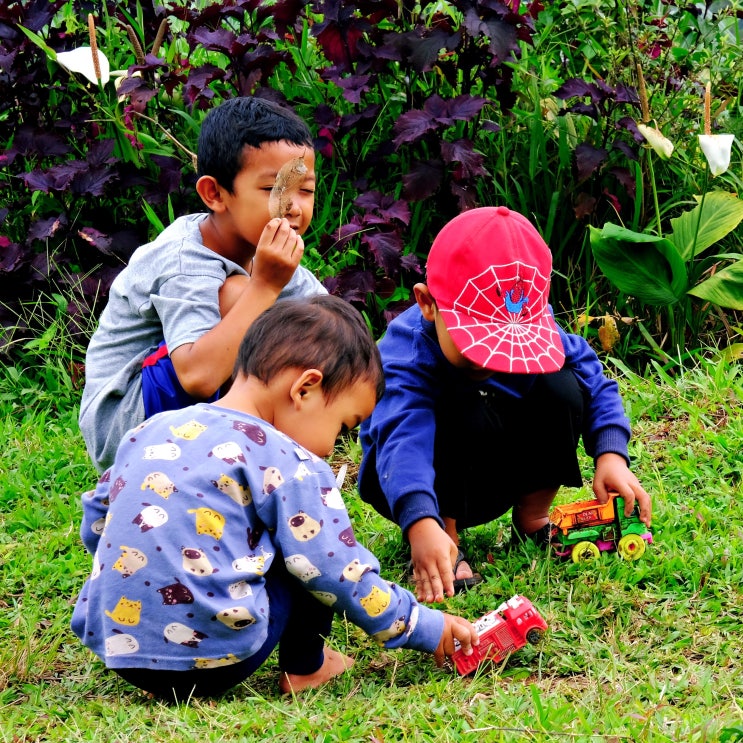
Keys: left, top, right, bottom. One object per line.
{"left": 72, "top": 403, "right": 444, "bottom": 670}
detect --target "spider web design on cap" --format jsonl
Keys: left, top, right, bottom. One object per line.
{"left": 442, "top": 262, "right": 565, "bottom": 373}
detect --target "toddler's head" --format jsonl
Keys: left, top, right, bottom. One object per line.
{"left": 235, "top": 295, "right": 384, "bottom": 403}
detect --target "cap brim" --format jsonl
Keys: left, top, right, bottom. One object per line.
{"left": 439, "top": 307, "right": 566, "bottom": 374}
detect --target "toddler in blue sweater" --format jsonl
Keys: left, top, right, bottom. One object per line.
{"left": 72, "top": 295, "right": 477, "bottom": 701}
{"left": 359, "top": 207, "right": 652, "bottom": 604}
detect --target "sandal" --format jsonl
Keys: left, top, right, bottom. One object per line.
{"left": 452, "top": 548, "right": 483, "bottom": 593}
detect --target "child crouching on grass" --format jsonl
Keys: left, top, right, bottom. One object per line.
{"left": 71, "top": 295, "right": 478, "bottom": 701}
{"left": 359, "top": 207, "right": 652, "bottom": 604}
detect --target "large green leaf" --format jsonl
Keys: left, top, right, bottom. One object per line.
{"left": 589, "top": 223, "right": 688, "bottom": 305}
{"left": 687, "top": 258, "right": 743, "bottom": 310}
{"left": 669, "top": 191, "right": 743, "bottom": 261}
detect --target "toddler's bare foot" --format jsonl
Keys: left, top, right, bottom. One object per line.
{"left": 279, "top": 647, "right": 354, "bottom": 694}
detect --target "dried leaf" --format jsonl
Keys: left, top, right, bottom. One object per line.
{"left": 598, "top": 315, "right": 621, "bottom": 351}
{"left": 268, "top": 156, "right": 308, "bottom": 219}
{"left": 574, "top": 313, "right": 596, "bottom": 328}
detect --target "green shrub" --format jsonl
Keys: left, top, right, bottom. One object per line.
{"left": 0, "top": 0, "right": 740, "bottom": 368}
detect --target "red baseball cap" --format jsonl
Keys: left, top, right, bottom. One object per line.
{"left": 426, "top": 206, "right": 565, "bottom": 374}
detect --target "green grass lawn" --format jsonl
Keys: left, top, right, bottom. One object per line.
{"left": 1, "top": 359, "right": 742, "bottom": 742}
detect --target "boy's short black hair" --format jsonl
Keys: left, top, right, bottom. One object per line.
{"left": 236, "top": 295, "right": 385, "bottom": 402}
{"left": 197, "top": 96, "right": 314, "bottom": 192}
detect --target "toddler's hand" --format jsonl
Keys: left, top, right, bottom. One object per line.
{"left": 434, "top": 613, "right": 479, "bottom": 667}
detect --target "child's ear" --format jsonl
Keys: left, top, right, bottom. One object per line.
{"left": 196, "top": 175, "right": 227, "bottom": 213}
{"left": 414, "top": 283, "right": 436, "bottom": 321}
{"left": 289, "top": 369, "right": 324, "bottom": 407}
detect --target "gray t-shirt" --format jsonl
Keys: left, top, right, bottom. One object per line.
{"left": 79, "top": 213, "right": 326, "bottom": 472}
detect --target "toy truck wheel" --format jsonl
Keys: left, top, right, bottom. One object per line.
{"left": 571, "top": 540, "right": 600, "bottom": 563}
{"left": 617, "top": 533, "right": 646, "bottom": 560}
{"left": 526, "top": 628, "right": 545, "bottom": 645}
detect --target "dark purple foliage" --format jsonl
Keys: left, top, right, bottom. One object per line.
{"left": 575, "top": 144, "right": 609, "bottom": 183}
{"left": 554, "top": 76, "right": 646, "bottom": 218}
{"left": 0, "top": 0, "right": 540, "bottom": 348}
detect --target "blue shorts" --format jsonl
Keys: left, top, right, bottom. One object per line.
{"left": 141, "top": 341, "right": 219, "bottom": 419}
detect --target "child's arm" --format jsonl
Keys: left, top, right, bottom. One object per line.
{"left": 257, "top": 461, "right": 455, "bottom": 657}
{"left": 593, "top": 452, "right": 652, "bottom": 527}
{"left": 558, "top": 330, "right": 651, "bottom": 523}
{"left": 170, "top": 218, "right": 302, "bottom": 398}
{"left": 360, "top": 311, "right": 447, "bottom": 534}
{"left": 561, "top": 333, "right": 651, "bottom": 526}
{"left": 559, "top": 329, "right": 632, "bottom": 458}
{"left": 218, "top": 274, "right": 249, "bottom": 317}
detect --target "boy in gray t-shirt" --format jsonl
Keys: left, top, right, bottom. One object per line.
{"left": 80, "top": 97, "right": 326, "bottom": 472}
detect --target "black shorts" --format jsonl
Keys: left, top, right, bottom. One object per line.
{"left": 361, "top": 368, "right": 585, "bottom": 530}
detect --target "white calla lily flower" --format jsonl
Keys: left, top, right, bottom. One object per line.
{"left": 56, "top": 46, "right": 110, "bottom": 85}
{"left": 698, "top": 134, "right": 735, "bottom": 176}
{"left": 637, "top": 123, "right": 674, "bottom": 159}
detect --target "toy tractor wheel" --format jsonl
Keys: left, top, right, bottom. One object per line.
{"left": 617, "top": 533, "right": 646, "bottom": 561}
{"left": 526, "top": 628, "right": 545, "bottom": 645}
{"left": 571, "top": 540, "right": 600, "bottom": 563}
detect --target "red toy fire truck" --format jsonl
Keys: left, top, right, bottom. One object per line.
{"left": 451, "top": 594, "right": 548, "bottom": 676}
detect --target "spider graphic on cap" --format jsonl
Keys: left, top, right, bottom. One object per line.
{"left": 503, "top": 278, "right": 530, "bottom": 315}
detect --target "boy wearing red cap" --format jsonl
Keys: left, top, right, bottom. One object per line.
{"left": 359, "top": 207, "right": 651, "bottom": 604}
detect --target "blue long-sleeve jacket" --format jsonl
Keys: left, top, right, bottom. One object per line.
{"left": 359, "top": 305, "right": 631, "bottom": 534}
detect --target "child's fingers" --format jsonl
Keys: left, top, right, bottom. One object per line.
{"left": 272, "top": 223, "right": 303, "bottom": 260}
{"left": 410, "top": 543, "right": 455, "bottom": 603}
{"left": 257, "top": 220, "right": 304, "bottom": 268}
{"left": 291, "top": 233, "right": 304, "bottom": 258}
{"left": 610, "top": 480, "right": 651, "bottom": 528}
{"left": 592, "top": 481, "right": 610, "bottom": 503}
{"left": 434, "top": 615, "right": 479, "bottom": 666}
{"left": 628, "top": 484, "right": 652, "bottom": 527}
{"left": 439, "top": 562, "right": 454, "bottom": 600}
{"left": 413, "top": 568, "right": 446, "bottom": 604}
{"left": 261, "top": 217, "right": 284, "bottom": 241}
{"left": 261, "top": 218, "right": 299, "bottom": 248}
{"left": 451, "top": 617, "right": 479, "bottom": 656}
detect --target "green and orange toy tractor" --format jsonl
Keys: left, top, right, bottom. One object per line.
{"left": 549, "top": 491, "right": 652, "bottom": 563}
